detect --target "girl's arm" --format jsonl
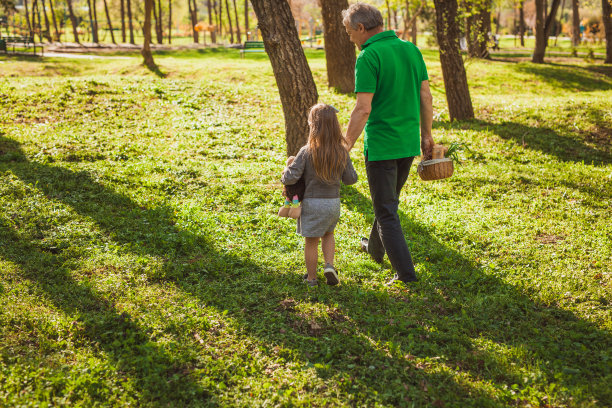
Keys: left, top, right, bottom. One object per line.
{"left": 341, "top": 155, "right": 358, "bottom": 186}
{"left": 281, "top": 148, "right": 307, "bottom": 185}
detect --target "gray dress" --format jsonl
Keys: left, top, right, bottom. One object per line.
{"left": 281, "top": 146, "right": 358, "bottom": 237}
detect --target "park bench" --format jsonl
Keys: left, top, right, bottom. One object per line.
{"left": 240, "top": 41, "right": 265, "bottom": 58}
{"left": 0, "top": 36, "right": 37, "bottom": 55}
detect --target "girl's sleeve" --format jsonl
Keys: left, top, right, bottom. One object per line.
{"left": 342, "top": 155, "right": 358, "bottom": 186}
{"left": 281, "top": 148, "right": 306, "bottom": 185}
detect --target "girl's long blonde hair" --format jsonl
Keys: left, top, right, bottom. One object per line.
{"left": 308, "top": 103, "right": 347, "bottom": 183}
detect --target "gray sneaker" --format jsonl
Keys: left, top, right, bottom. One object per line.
{"left": 303, "top": 273, "right": 318, "bottom": 287}
{"left": 324, "top": 263, "right": 339, "bottom": 286}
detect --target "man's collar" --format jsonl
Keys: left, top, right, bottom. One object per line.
{"left": 362, "top": 30, "right": 397, "bottom": 49}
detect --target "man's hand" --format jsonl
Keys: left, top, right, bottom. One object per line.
{"left": 421, "top": 135, "right": 434, "bottom": 161}
{"left": 286, "top": 156, "right": 295, "bottom": 166}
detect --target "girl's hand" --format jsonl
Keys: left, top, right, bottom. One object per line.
{"left": 286, "top": 156, "right": 295, "bottom": 166}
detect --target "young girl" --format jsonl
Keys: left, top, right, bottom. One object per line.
{"left": 281, "top": 104, "right": 358, "bottom": 286}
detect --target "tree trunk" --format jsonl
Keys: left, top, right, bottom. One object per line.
{"left": 467, "top": 0, "right": 491, "bottom": 58}
{"left": 519, "top": 0, "right": 525, "bottom": 46}
{"left": 320, "top": 0, "right": 355, "bottom": 93}
{"left": 121, "top": 0, "right": 126, "bottom": 42}
{"left": 142, "top": 0, "right": 157, "bottom": 68}
{"left": 48, "top": 0, "right": 60, "bottom": 41}
{"left": 244, "top": 0, "right": 249, "bottom": 35}
{"left": 604, "top": 0, "right": 612, "bottom": 63}
{"left": 168, "top": 0, "right": 172, "bottom": 43}
{"left": 232, "top": 0, "right": 241, "bottom": 43}
{"left": 532, "top": 0, "right": 546, "bottom": 62}
{"left": 385, "top": 0, "right": 391, "bottom": 29}
{"left": 225, "top": 0, "right": 234, "bottom": 43}
{"left": 24, "top": 0, "right": 33, "bottom": 37}
{"left": 92, "top": 0, "right": 99, "bottom": 43}
{"left": 152, "top": 0, "right": 162, "bottom": 43}
{"left": 66, "top": 0, "right": 79, "bottom": 43}
{"left": 189, "top": 0, "right": 199, "bottom": 43}
{"left": 544, "top": 0, "right": 561, "bottom": 43}
{"left": 571, "top": 0, "right": 580, "bottom": 46}
{"left": 40, "top": 0, "right": 53, "bottom": 42}
{"left": 208, "top": 0, "right": 217, "bottom": 43}
{"left": 403, "top": 0, "right": 423, "bottom": 42}
{"left": 433, "top": 0, "right": 474, "bottom": 121}
{"left": 103, "top": 0, "right": 116, "bottom": 44}
{"left": 153, "top": 0, "right": 158, "bottom": 41}
{"left": 250, "top": 0, "right": 319, "bottom": 156}
{"left": 219, "top": 0, "right": 224, "bottom": 37}
{"left": 87, "top": 0, "right": 95, "bottom": 43}
{"left": 127, "top": 0, "right": 135, "bottom": 44}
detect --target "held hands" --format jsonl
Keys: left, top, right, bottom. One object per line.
{"left": 286, "top": 156, "right": 295, "bottom": 166}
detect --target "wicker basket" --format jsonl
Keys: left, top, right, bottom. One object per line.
{"left": 417, "top": 158, "right": 454, "bottom": 181}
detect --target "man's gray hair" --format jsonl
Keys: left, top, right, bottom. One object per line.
{"left": 341, "top": 3, "right": 384, "bottom": 31}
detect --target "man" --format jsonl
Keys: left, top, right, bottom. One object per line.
{"left": 342, "top": 2, "right": 434, "bottom": 286}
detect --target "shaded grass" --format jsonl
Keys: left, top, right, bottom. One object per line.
{"left": 0, "top": 49, "right": 611, "bottom": 407}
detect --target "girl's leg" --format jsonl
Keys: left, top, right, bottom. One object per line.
{"left": 321, "top": 230, "right": 335, "bottom": 266}
{"left": 304, "top": 237, "right": 320, "bottom": 281}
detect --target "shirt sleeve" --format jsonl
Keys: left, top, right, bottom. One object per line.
{"left": 280, "top": 147, "right": 307, "bottom": 185}
{"left": 354, "top": 51, "right": 378, "bottom": 93}
{"left": 341, "top": 155, "right": 358, "bottom": 186}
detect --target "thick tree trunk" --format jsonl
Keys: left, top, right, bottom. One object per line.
{"left": 121, "top": 0, "right": 126, "bottom": 42}
{"left": 104, "top": 0, "right": 116, "bottom": 44}
{"left": 250, "top": 0, "right": 319, "bottom": 156}
{"left": 168, "top": 0, "right": 172, "bottom": 43}
{"left": 532, "top": 0, "right": 546, "bottom": 62}
{"left": 142, "top": 0, "right": 157, "bottom": 68}
{"left": 232, "top": 0, "right": 241, "bottom": 43}
{"left": 411, "top": 19, "right": 417, "bottom": 44}
{"left": 519, "top": 0, "right": 525, "bottom": 46}
{"left": 48, "top": 0, "right": 60, "bottom": 41}
{"left": 572, "top": 0, "right": 580, "bottom": 46}
{"left": 433, "top": 0, "right": 474, "bottom": 121}
{"left": 225, "top": 0, "right": 234, "bottom": 43}
{"left": 320, "top": 0, "right": 355, "bottom": 93}
{"left": 207, "top": 0, "right": 217, "bottom": 43}
{"left": 66, "top": 0, "right": 79, "bottom": 43}
{"left": 127, "top": 0, "right": 135, "bottom": 44}
{"left": 604, "top": 0, "right": 612, "bottom": 63}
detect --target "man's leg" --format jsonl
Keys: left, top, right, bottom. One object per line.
{"left": 366, "top": 157, "right": 417, "bottom": 282}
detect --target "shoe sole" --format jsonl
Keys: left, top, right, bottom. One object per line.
{"left": 324, "top": 269, "right": 339, "bottom": 286}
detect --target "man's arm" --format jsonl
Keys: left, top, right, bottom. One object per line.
{"left": 420, "top": 80, "right": 434, "bottom": 161}
{"left": 345, "top": 92, "right": 374, "bottom": 152}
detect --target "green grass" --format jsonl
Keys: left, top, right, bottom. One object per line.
{"left": 0, "top": 48, "right": 611, "bottom": 407}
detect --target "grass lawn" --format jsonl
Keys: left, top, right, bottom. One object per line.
{"left": 0, "top": 49, "right": 611, "bottom": 407}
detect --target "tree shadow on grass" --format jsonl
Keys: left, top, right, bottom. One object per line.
{"left": 339, "top": 184, "right": 612, "bottom": 405}
{"left": 1, "top": 135, "right": 610, "bottom": 406}
{"left": 513, "top": 62, "right": 612, "bottom": 92}
{"left": 434, "top": 117, "right": 612, "bottom": 166}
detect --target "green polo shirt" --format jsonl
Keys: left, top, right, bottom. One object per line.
{"left": 354, "top": 30, "right": 429, "bottom": 161}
